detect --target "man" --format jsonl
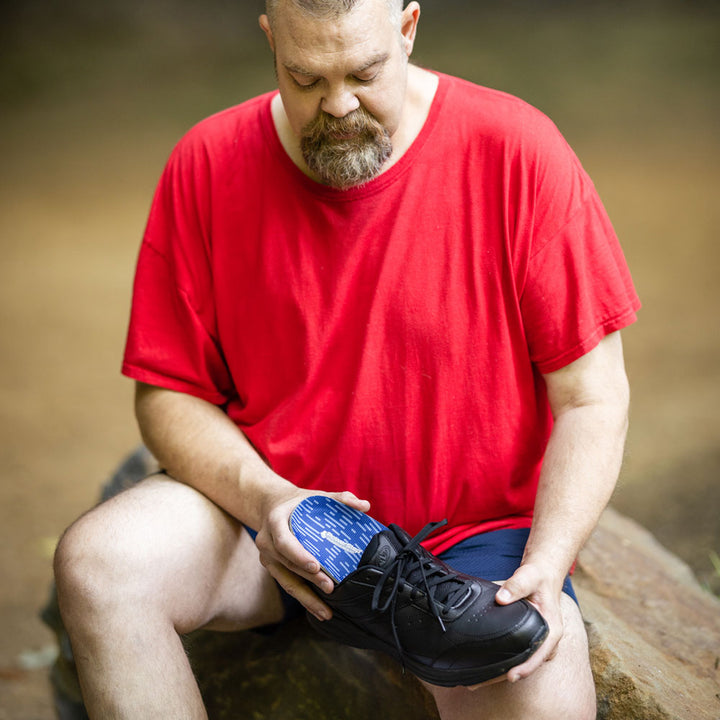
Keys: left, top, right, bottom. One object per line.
{"left": 54, "top": 0, "right": 639, "bottom": 718}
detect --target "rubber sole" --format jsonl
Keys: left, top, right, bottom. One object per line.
{"left": 307, "top": 609, "right": 548, "bottom": 687}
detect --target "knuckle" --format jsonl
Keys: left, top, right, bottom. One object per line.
{"left": 254, "top": 527, "right": 271, "bottom": 550}
{"left": 282, "top": 582, "right": 298, "bottom": 599}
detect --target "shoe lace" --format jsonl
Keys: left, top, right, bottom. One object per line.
{"left": 370, "top": 520, "right": 474, "bottom": 662}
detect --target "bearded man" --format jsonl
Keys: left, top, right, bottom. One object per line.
{"left": 54, "top": 1, "right": 639, "bottom": 718}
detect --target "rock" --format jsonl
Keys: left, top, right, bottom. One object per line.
{"left": 44, "top": 447, "right": 720, "bottom": 719}
{"left": 574, "top": 506, "right": 720, "bottom": 720}
{"left": 186, "top": 623, "right": 439, "bottom": 719}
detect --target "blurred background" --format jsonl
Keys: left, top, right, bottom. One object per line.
{"left": 1, "top": 0, "right": 718, "bottom": 717}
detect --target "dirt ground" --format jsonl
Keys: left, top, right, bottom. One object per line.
{"left": 1, "top": 3, "right": 718, "bottom": 718}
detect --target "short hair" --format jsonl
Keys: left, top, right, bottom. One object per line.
{"left": 265, "top": 0, "right": 403, "bottom": 28}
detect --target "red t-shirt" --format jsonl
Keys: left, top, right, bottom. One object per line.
{"left": 122, "top": 73, "right": 640, "bottom": 553}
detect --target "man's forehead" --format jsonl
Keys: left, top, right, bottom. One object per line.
{"left": 272, "top": 0, "right": 398, "bottom": 73}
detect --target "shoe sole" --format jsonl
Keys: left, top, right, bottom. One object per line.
{"left": 307, "top": 609, "right": 548, "bottom": 687}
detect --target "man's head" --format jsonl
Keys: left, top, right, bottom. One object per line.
{"left": 264, "top": 1, "right": 404, "bottom": 33}
{"left": 260, "top": 0, "right": 420, "bottom": 188}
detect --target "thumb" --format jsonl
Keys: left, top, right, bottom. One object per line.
{"left": 495, "top": 565, "right": 538, "bottom": 605}
{"left": 332, "top": 490, "right": 371, "bottom": 513}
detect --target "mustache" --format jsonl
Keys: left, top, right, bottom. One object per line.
{"left": 302, "top": 107, "right": 386, "bottom": 142}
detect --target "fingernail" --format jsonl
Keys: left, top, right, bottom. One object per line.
{"left": 496, "top": 589, "right": 511, "bottom": 603}
{"left": 314, "top": 610, "right": 329, "bottom": 622}
{"left": 306, "top": 561, "right": 318, "bottom": 573}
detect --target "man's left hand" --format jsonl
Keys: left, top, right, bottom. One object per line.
{"left": 493, "top": 562, "right": 565, "bottom": 683}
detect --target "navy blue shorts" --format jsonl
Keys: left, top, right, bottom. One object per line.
{"left": 437, "top": 528, "right": 578, "bottom": 604}
{"left": 248, "top": 525, "right": 577, "bottom": 627}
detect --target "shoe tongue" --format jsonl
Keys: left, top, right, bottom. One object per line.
{"left": 361, "top": 527, "right": 405, "bottom": 568}
{"left": 362, "top": 525, "right": 469, "bottom": 607}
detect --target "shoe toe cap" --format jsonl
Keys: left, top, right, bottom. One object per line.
{"left": 456, "top": 598, "right": 547, "bottom": 650}
{"left": 432, "top": 602, "right": 548, "bottom": 672}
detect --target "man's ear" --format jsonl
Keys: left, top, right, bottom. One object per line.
{"left": 259, "top": 14, "right": 275, "bottom": 53}
{"left": 400, "top": 2, "right": 421, "bottom": 57}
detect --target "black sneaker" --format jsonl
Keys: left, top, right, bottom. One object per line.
{"left": 302, "top": 519, "right": 548, "bottom": 687}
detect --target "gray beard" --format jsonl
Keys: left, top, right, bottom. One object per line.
{"left": 300, "top": 108, "right": 393, "bottom": 189}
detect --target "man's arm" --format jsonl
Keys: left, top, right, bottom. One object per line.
{"left": 133, "top": 382, "right": 369, "bottom": 620}
{"left": 495, "top": 330, "right": 630, "bottom": 681}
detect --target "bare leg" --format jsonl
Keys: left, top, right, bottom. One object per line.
{"left": 424, "top": 593, "right": 596, "bottom": 720}
{"left": 54, "top": 474, "right": 285, "bottom": 720}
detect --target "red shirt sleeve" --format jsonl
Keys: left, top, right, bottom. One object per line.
{"left": 510, "top": 116, "right": 640, "bottom": 373}
{"left": 122, "top": 131, "right": 233, "bottom": 405}
{"left": 521, "top": 189, "right": 640, "bottom": 374}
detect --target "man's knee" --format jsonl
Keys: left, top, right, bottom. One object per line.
{"left": 429, "top": 680, "right": 595, "bottom": 720}
{"left": 55, "top": 514, "right": 108, "bottom": 612}
{"left": 54, "top": 500, "right": 150, "bottom": 623}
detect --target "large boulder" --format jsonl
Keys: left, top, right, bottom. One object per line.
{"left": 574, "top": 506, "right": 720, "bottom": 720}
{"left": 186, "top": 622, "right": 439, "bottom": 719}
{"left": 45, "top": 448, "right": 720, "bottom": 719}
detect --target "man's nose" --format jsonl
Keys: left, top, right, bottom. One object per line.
{"left": 321, "top": 84, "right": 360, "bottom": 118}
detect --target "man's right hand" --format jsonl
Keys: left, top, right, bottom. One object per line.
{"left": 253, "top": 488, "right": 371, "bottom": 622}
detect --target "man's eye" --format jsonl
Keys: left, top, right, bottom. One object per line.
{"left": 353, "top": 74, "right": 377, "bottom": 84}
{"left": 292, "top": 75, "right": 320, "bottom": 90}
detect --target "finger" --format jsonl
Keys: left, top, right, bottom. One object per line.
{"left": 283, "top": 557, "right": 336, "bottom": 592}
{"left": 466, "top": 674, "right": 509, "bottom": 690}
{"left": 506, "top": 612, "right": 563, "bottom": 682}
{"left": 270, "top": 521, "right": 330, "bottom": 581}
{"left": 331, "top": 490, "right": 371, "bottom": 513}
{"left": 259, "top": 543, "right": 335, "bottom": 595}
{"left": 495, "top": 565, "right": 539, "bottom": 605}
{"left": 507, "top": 632, "right": 558, "bottom": 682}
{"left": 265, "top": 560, "right": 333, "bottom": 622}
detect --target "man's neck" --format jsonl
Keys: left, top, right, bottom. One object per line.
{"left": 271, "top": 65, "right": 439, "bottom": 185}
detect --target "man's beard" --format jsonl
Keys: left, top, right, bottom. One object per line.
{"left": 300, "top": 107, "right": 393, "bottom": 189}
